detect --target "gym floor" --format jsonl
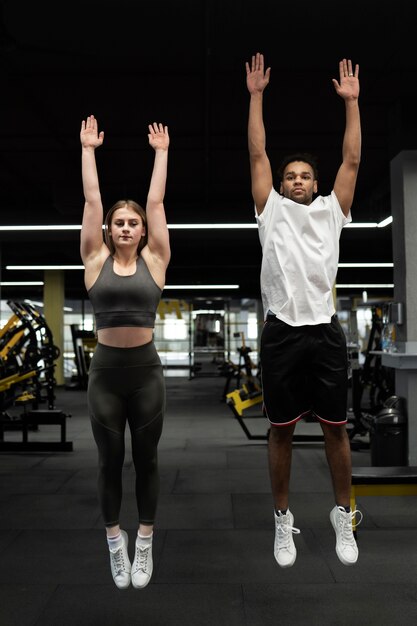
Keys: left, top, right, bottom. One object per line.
{"left": 1, "top": 375, "right": 417, "bottom": 626}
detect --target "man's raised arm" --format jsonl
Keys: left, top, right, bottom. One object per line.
{"left": 246, "top": 52, "right": 273, "bottom": 215}
{"left": 332, "top": 58, "right": 361, "bottom": 218}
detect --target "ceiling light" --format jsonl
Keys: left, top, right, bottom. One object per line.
{"left": 336, "top": 283, "right": 394, "bottom": 288}
{"left": 7, "top": 261, "right": 394, "bottom": 272}
{"left": 23, "top": 299, "right": 73, "bottom": 312}
{"left": 6, "top": 265, "right": 84, "bottom": 270}
{"left": 0, "top": 223, "right": 257, "bottom": 231}
{"left": 0, "top": 219, "right": 393, "bottom": 232}
{"left": 4, "top": 267, "right": 240, "bottom": 290}
{"left": 167, "top": 223, "right": 257, "bottom": 229}
{"left": 377, "top": 216, "right": 393, "bottom": 228}
{"left": 344, "top": 223, "right": 378, "bottom": 228}
{"left": 193, "top": 309, "right": 225, "bottom": 315}
{"left": 0, "top": 281, "right": 44, "bottom": 286}
{"left": 338, "top": 263, "right": 393, "bottom": 268}
{"left": 0, "top": 225, "right": 81, "bottom": 231}
{"left": 163, "top": 285, "right": 239, "bottom": 290}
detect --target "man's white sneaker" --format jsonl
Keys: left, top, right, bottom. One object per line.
{"left": 330, "top": 505, "right": 362, "bottom": 566}
{"left": 108, "top": 530, "right": 131, "bottom": 589}
{"left": 131, "top": 535, "right": 153, "bottom": 589}
{"left": 273, "top": 510, "right": 300, "bottom": 568}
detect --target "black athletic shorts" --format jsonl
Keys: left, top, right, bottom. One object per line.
{"left": 260, "top": 314, "right": 348, "bottom": 426}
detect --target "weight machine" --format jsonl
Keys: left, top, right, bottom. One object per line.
{"left": 348, "top": 304, "right": 395, "bottom": 448}
{"left": 220, "top": 331, "right": 261, "bottom": 400}
{"left": 0, "top": 300, "right": 72, "bottom": 451}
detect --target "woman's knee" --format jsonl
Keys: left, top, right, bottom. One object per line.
{"left": 98, "top": 453, "right": 124, "bottom": 475}
{"left": 132, "top": 446, "right": 158, "bottom": 473}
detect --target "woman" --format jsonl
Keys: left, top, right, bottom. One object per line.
{"left": 80, "top": 115, "right": 170, "bottom": 589}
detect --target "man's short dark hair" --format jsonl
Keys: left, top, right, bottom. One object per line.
{"left": 277, "top": 153, "right": 319, "bottom": 182}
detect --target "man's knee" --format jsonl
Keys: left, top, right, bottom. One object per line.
{"left": 269, "top": 423, "right": 296, "bottom": 443}
{"left": 321, "top": 422, "right": 348, "bottom": 442}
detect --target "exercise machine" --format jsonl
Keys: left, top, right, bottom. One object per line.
{"left": 348, "top": 304, "right": 395, "bottom": 449}
{"left": 226, "top": 384, "right": 265, "bottom": 440}
{"left": 68, "top": 324, "right": 97, "bottom": 390}
{"left": 220, "top": 331, "right": 261, "bottom": 400}
{"left": 0, "top": 300, "right": 72, "bottom": 451}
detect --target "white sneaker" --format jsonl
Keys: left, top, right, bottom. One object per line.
{"left": 273, "top": 510, "right": 300, "bottom": 568}
{"left": 109, "top": 530, "right": 131, "bottom": 589}
{"left": 131, "top": 536, "right": 153, "bottom": 589}
{"left": 330, "top": 505, "right": 363, "bottom": 566}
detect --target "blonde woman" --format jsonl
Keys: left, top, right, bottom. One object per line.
{"left": 80, "top": 115, "right": 170, "bottom": 589}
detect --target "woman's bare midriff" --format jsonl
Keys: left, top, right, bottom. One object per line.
{"left": 97, "top": 326, "right": 154, "bottom": 348}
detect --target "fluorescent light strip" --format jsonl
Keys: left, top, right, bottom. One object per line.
{"left": 2, "top": 272, "right": 238, "bottom": 290}
{"left": 23, "top": 299, "right": 73, "bottom": 312}
{"left": 0, "top": 225, "right": 81, "bottom": 231}
{"left": 377, "top": 216, "right": 393, "bottom": 228}
{"left": 6, "top": 265, "right": 84, "bottom": 270}
{"left": 344, "top": 223, "right": 378, "bottom": 228}
{"left": 167, "top": 223, "right": 257, "bottom": 229}
{"left": 344, "top": 216, "right": 392, "bottom": 228}
{"left": 24, "top": 299, "right": 44, "bottom": 307}
{"left": 0, "top": 223, "right": 256, "bottom": 231}
{"left": 336, "top": 283, "right": 394, "bottom": 288}
{"left": 6, "top": 262, "right": 394, "bottom": 271}
{"left": 0, "top": 218, "right": 393, "bottom": 231}
{"left": 0, "top": 281, "right": 44, "bottom": 286}
{"left": 163, "top": 285, "right": 239, "bottom": 290}
{"left": 338, "top": 263, "right": 393, "bottom": 268}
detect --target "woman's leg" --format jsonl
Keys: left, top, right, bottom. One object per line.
{"left": 130, "top": 413, "right": 164, "bottom": 528}
{"left": 88, "top": 364, "right": 127, "bottom": 529}
{"left": 127, "top": 361, "right": 165, "bottom": 589}
{"left": 90, "top": 415, "right": 126, "bottom": 528}
{"left": 128, "top": 363, "right": 165, "bottom": 526}
{"left": 87, "top": 356, "right": 131, "bottom": 589}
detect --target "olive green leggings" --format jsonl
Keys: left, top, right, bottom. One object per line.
{"left": 87, "top": 341, "right": 165, "bottom": 527}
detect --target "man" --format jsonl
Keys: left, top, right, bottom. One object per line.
{"left": 246, "top": 53, "right": 361, "bottom": 568}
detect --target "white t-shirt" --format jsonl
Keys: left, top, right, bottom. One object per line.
{"left": 256, "top": 188, "right": 351, "bottom": 326}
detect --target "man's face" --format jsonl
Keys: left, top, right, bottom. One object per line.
{"left": 279, "top": 161, "right": 317, "bottom": 205}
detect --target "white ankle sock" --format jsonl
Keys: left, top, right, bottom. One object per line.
{"left": 107, "top": 532, "right": 123, "bottom": 549}
{"left": 137, "top": 531, "right": 153, "bottom": 544}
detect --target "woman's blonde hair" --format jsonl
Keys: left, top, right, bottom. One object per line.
{"left": 104, "top": 199, "right": 147, "bottom": 255}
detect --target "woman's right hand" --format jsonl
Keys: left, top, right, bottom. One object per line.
{"left": 80, "top": 114, "right": 104, "bottom": 149}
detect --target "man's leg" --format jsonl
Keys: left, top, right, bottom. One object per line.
{"left": 268, "top": 422, "right": 296, "bottom": 510}
{"left": 261, "top": 317, "right": 305, "bottom": 567}
{"left": 320, "top": 421, "right": 360, "bottom": 566}
{"left": 320, "top": 422, "right": 351, "bottom": 507}
{"left": 268, "top": 422, "right": 300, "bottom": 568}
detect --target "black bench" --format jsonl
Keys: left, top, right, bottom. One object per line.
{"left": 0, "top": 409, "right": 73, "bottom": 451}
{"left": 351, "top": 466, "right": 417, "bottom": 531}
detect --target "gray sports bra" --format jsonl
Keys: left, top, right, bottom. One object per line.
{"left": 88, "top": 255, "right": 162, "bottom": 330}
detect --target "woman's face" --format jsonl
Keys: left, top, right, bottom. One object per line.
{"left": 110, "top": 206, "right": 146, "bottom": 249}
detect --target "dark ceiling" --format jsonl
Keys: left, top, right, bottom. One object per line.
{"left": 1, "top": 0, "right": 416, "bottom": 304}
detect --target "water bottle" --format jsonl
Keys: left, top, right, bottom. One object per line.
{"left": 381, "top": 323, "right": 395, "bottom": 352}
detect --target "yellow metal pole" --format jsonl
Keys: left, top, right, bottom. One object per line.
{"left": 43, "top": 270, "right": 65, "bottom": 386}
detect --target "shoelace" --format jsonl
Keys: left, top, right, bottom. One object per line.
{"left": 110, "top": 545, "right": 127, "bottom": 575}
{"left": 275, "top": 516, "right": 301, "bottom": 550}
{"left": 337, "top": 507, "right": 363, "bottom": 545}
{"left": 134, "top": 543, "right": 151, "bottom": 573}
